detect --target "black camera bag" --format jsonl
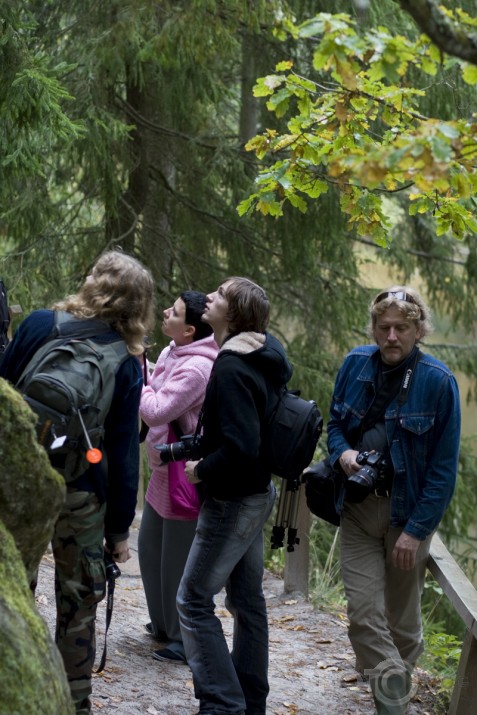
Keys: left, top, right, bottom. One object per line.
{"left": 303, "top": 458, "right": 345, "bottom": 526}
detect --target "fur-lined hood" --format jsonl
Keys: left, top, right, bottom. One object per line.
{"left": 219, "top": 331, "right": 265, "bottom": 355}
{"left": 219, "top": 331, "right": 292, "bottom": 386}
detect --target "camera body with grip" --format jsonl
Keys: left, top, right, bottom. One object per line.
{"left": 154, "top": 434, "right": 202, "bottom": 464}
{"left": 346, "top": 450, "right": 389, "bottom": 503}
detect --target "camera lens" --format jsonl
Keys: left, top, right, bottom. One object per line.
{"left": 346, "top": 466, "right": 378, "bottom": 503}
{"left": 169, "top": 441, "right": 186, "bottom": 462}
{"left": 153, "top": 442, "right": 174, "bottom": 463}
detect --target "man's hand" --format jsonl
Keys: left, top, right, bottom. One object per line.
{"left": 185, "top": 459, "right": 201, "bottom": 484}
{"left": 339, "top": 449, "right": 360, "bottom": 477}
{"left": 392, "top": 532, "right": 421, "bottom": 571}
{"left": 108, "top": 539, "right": 131, "bottom": 564}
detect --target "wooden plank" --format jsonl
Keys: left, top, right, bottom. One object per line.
{"left": 428, "top": 533, "right": 477, "bottom": 639}
{"left": 448, "top": 629, "right": 477, "bottom": 715}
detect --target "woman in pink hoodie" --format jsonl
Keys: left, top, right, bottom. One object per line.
{"left": 138, "top": 291, "right": 218, "bottom": 664}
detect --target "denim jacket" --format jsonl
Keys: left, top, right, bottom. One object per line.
{"left": 327, "top": 345, "right": 461, "bottom": 540}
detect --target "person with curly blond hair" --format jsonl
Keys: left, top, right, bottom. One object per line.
{"left": 0, "top": 249, "right": 155, "bottom": 715}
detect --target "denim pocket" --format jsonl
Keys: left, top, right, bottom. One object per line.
{"left": 234, "top": 491, "right": 274, "bottom": 540}
{"left": 400, "top": 414, "right": 435, "bottom": 436}
{"left": 397, "top": 414, "right": 435, "bottom": 472}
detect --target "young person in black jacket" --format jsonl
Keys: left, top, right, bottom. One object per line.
{"left": 180, "top": 277, "right": 292, "bottom": 715}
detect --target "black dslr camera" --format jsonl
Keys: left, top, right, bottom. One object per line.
{"left": 346, "top": 451, "right": 388, "bottom": 503}
{"left": 154, "top": 434, "right": 202, "bottom": 464}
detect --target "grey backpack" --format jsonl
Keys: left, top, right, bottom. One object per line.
{"left": 16, "top": 311, "right": 130, "bottom": 481}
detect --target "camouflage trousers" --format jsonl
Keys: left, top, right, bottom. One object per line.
{"left": 51, "top": 489, "right": 107, "bottom": 714}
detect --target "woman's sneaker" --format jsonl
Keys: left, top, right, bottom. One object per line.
{"left": 144, "top": 622, "right": 168, "bottom": 640}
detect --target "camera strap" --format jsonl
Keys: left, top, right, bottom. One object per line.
{"left": 192, "top": 404, "right": 205, "bottom": 441}
{"left": 170, "top": 419, "right": 183, "bottom": 438}
{"left": 94, "top": 569, "right": 118, "bottom": 674}
{"left": 396, "top": 347, "right": 421, "bottom": 407}
{"left": 387, "top": 347, "right": 421, "bottom": 444}
{"left": 139, "top": 351, "right": 150, "bottom": 443}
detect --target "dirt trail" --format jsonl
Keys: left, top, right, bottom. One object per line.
{"left": 35, "top": 513, "right": 438, "bottom": 715}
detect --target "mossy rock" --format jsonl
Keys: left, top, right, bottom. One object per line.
{"left": 0, "top": 379, "right": 65, "bottom": 585}
{"left": 0, "top": 378, "right": 74, "bottom": 714}
{"left": 0, "top": 521, "right": 74, "bottom": 715}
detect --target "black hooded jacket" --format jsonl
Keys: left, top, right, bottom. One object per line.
{"left": 195, "top": 331, "right": 293, "bottom": 499}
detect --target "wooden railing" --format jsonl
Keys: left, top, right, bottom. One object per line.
{"left": 282, "top": 489, "right": 477, "bottom": 715}
{"left": 428, "top": 533, "right": 477, "bottom": 715}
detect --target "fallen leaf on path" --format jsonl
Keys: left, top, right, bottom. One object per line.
{"left": 105, "top": 665, "right": 124, "bottom": 674}
{"left": 282, "top": 702, "right": 299, "bottom": 714}
{"left": 316, "top": 660, "right": 339, "bottom": 670}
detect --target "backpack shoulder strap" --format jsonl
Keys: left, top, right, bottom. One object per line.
{"left": 16, "top": 313, "right": 130, "bottom": 390}
{"left": 53, "top": 310, "right": 115, "bottom": 340}
{"left": 104, "top": 338, "right": 130, "bottom": 364}
{"left": 267, "top": 382, "right": 300, "bottom": 422}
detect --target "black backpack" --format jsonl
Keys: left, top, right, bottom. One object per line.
{"left": 15, "top": 311, "right": 130, "bottom": 481}
{"left": 0, "top": 280, "right": 10, "bottom": 354}
{"left": 265, "top": 388, "right": 323, "bottom": 481}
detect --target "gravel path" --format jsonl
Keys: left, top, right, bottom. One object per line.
{"left": 35, "top": 514, "right": 438, "bottom": 715}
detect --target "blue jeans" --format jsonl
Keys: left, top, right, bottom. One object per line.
{"left": 177, "top": 483, "right": 276, "bottom": 715}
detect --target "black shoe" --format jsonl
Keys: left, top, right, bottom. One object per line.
{"left": 152, "top": 647, "right": 187, "bottom": 664}
{"left": 144, "top": 622, "right": 168, "bottom": 640}
{"left": 75, "top": 698, "right": 92, "bottom": 715}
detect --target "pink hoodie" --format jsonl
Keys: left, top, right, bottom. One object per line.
{"left": 139, "top": 334, "right": 218, "bottom": 519}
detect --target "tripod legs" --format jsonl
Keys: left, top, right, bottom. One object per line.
{"left": 270, "top": 477, "right": 302, "bottom": 552}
